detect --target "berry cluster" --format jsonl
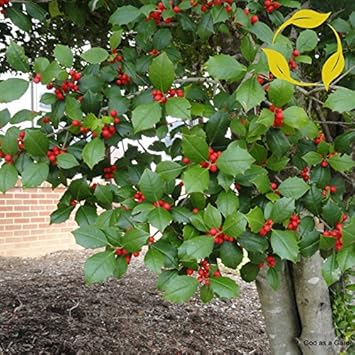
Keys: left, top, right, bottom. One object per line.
{"left": 17, "top": 131, "right": 25, "bottom": 150}
{"left": 146, "top": 2, "right": 175, "bottom": 25}
{"left": 314, "top": 132, "right": 325, "bottom": 145}
{"left": 200, "top": 147, "right": 222, "bottom": 173}
{"left": 197, "top": 260, "right": 211, "bottom": 285}
{"left": 116, "top": 73, "right": 130, "bottom": 86}
{"left": 49, "top": 70, "right": 81, "bottom": 101}
{"left": 153, "top": 199, "right": 172, "bottom": 211}
{"left": 259, "top": 219, "right": 273, "bottom": 237}
{"left": 115, "top": 248, "right": 141, "bottom": 264}
{"left": 110, "top": 110, "right": 121, "bottom": 124}
{"left": 199, "top": 0, "right": 233, "bottom": 14}
{"left": 322, "top": 185, "right": 337, "bottom": 197}
{"left": 134, "top": 191, "right": 145, "bottom": 203}
{"left": 263, "top": 0, "right": 280, "bottom": 14}
{"left": 323, "top": 214, "right": 347, "bottom": 251}
{"left": 269, "top": 106, "right": 284, "bottom": 127}
{"left": 300, "top": 167, "right": 310, "bottom": 182}
{"left": 152, "top": 88, "right": 184, "bottom": 104}
{"left": 0, "top": 0, "right": 10, "bottom": 14}
{"left": 289, "top": 49, "right": 300, "bottom": 71}
{"left": 208, "top": 227, "right": 234, "bottom": 244}
{"left": 287, "top": 214, "right": 300, "bottom": 230}
{"left": 110, "top": 49, "right": 124, "bottom": 63}
{"left": 47, "top": 147, "right": 65, "bottom": 165}
{"left": 103, "top": 165, "right": 117, "bottom": 180}
{"left": 101, "top": 124, "right": 116, "bottom": 140}
{"left": 0, "top": 151, "right": 13, "bottom": 164}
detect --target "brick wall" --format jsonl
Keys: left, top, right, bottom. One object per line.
{"left": 0, "top": 184, "right": 81, "bottom": 257}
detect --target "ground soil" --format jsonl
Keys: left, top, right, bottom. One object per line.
{"left": 0, "top": 250, "right": 270, "bottom": 354}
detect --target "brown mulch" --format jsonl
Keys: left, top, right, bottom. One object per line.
{"left": 0, "top": 250, "right": 270, "bottom": 354}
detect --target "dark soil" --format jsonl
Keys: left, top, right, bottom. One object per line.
{"left": 0, "top": 250, "right": 270, "bottom": 354}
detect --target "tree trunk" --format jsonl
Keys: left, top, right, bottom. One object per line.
{"left": 256, "top": 264, "right": 301, "bottom": 355}
{"left": 292, "top": 252, "right": 338, "bottom": 355}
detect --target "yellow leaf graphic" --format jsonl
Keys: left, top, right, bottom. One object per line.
{"left": 263, "top": 48, "right": 315, "bottom": 87}
{"left": 273, "top": 10, "right": 331, "bottom": 43}
{"left": 321, "top": 25, "right": 345, "bottom": 91}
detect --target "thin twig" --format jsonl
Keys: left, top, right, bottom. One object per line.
{"left": 313, "top": 102, "right": 333, "bottom": 142}
{"left": 313, "top": 120, "right": 353, "bottom": 126}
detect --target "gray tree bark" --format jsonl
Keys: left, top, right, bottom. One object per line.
{"left": 292, "top": 252, "right": 338, "bottom": 355}
{"left": 256, "top": 264, "right": 301, "bottom": 355}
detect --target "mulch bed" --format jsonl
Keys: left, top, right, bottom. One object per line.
{"left": 0, "top": 250, "right": 269, "bottom": 354}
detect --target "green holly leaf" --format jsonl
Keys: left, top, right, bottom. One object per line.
{"left": 181, "top": 134, "right": 209, "bottom": 162}
{"left": 302, "top": 151, "right": 323, "bottom": 165}
{"left": 24, "top": 130, "right": 50, "bottom": 157}
{"left": 149, "top": 52, "right": 175, "bottom": 92}
{"left": 322, "top": 254, "right": 341, "bottom": 286}
{"left": 0, "top": 164, "right": 18, "bottom": 193}
{"left": 204, "top": 204, "right": 222, "bottom": 228}
{"left": 236, "top": 77, "right": 265, "bottom": 112}
{"left": 148, "top": 207, "right": 172, "bottom": 232}
{"left": 240, "top": 262, "right": 260, "bottom": 282}
{"left": 336, "top": 244, "right": 355, "bottom": 272}
{"left": 50, "top": 206, "right": 73, "bottom": 224}
{"left": 166, "top": 97, "right": 191, "bottom": 119}
{"left": 94, "top": 185, "right": 113, "bottom": 209}
{"left": 283, "top": 107, "right": 309, "bottom": 129}
{"left": 163, "top": 275, "right": 199, "bottom": 303}
{"left": 109, "top": 5, "right": 141, "bottom": 25}
{"left": 216, "top": 190, "right": 239, "bottom": 217}
{"left": 200, "top": 284, "right": 214, "bottom": 303}
{"left": 178, "top": 236, "right": 214, "bottom": 261}
{"left": 209, "top": 276, "right": 240, "bottom": 299}
{"left": 144, "top": 247, "right": 165, "bottom": 273}
{"left": 206, "top": 54, "right": 246, "bottom": 82}
{"left": 156, "top": 161, "right": 184, "bottom": 181}
{"left": 57, "top": 153, "right": 80, "bottom": 169}
{"left": 328, "top": 154, "right": 355, "bottom": 172}
{"left": 121, "top": 228, "right": 150, "bottom": 252}
{"left": 278, "top": 177, "right": 310, "bottom": 199}
{"left": 266, "top": 129, "right": 291, "bottom": 158}
{"left": 268, "top": 79, "right": 294, "bottom": 107}
{"left": 296, "top": 30, "right": 318, "bottom": 52}
{"left": 6, "top": 41, "right": 30, "bottom": 73}
{"left": 138, "top": 169, "right": 164, "bottom": 202}
{"left": 324, "top": 88, "right": 355, "bottom": 113}
{"left": 220, "top": 242, "right": 243, "bottom": 269}
{"left": 321, "top": 200, "right": 342, "bottom": 227}
{"left": 271, "top": 230, "right": 299, "bottom": 262}
{"left": 73, "top": 225, "right": 108, "bottom": 248}
{"left": 223, "top": 212, "right": 247, "bottom": 237}
{"left": 270, "top": 197, "right": 295, "bottom": 224}
{"left": 82, "top": 138, "right": 105, "bottom": 169}
{"left": 132, "top": 102, "right": 162, "bottom": 133}
{"left": 65, "top": 96, "right": 83, "bottom": 119}
{"left": 0, "top": 109, "right": 11, "bottom": 128}
{"left": 81, "top": 47, "right": 109, "bottom": 64}
{"left": 182, "top": 165, "right": 209, "bottom": 193}
{"left": 217, "top": 142, "right": 255, "bottom": 177}
{"left": 75, "top": 206, "right": 97, "bottom": 226}
{"left": 0, "top": 78, "right": 29, "bottom": 103}
{"left": 54, "top": 44, "right": 73, "bottom": 68}
{"left": 246, "top": 206, "right": 265, "bottom": 233}
{"left": 22, "top": 162, "right": 49, "bottom": 188}
{"left": 84, "top": 251, "right": 116, "bottom": 284}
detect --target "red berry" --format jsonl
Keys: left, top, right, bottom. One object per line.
{"left": 4, "top": 154, "right": 12, "bottom": 163}
{"left": 182, "top": 157, "right": 190, "bottom": 165}
{"left": 110, "top": 110, "right": 118, "bottom": 117}
{"left": 209, "top": 228, "right": 218, "bottom": 236}
{"left": 213, "top": 270, "right": 221, "bottom": 277}
{"left": 72, "top": 120, "right": 81, "bottom": 127}
{"left": 192, "top": 208, "right": 199, "bottom": 214}
{"left": 271, "top": 182, "right": 278, "bottom": 190}
{"left": 330, "top": 186, "right": 337, "bottom": 194}
{"left": 320, "top": 160, "right": 328, "bottom": 168}
{"left": 173, "top": 6, "right": 180, "bottom": 13}
{"left": 292, "top": 49, "right": 300, "bottom": 57}
{"left": 186, "top": 268, "right": 194, "bottom": 275}
{"left": 209, "top": 164, "right": 218, "bottom": 173}
{"left": 250, "top": 15, "right": 259, "bottom": 24}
